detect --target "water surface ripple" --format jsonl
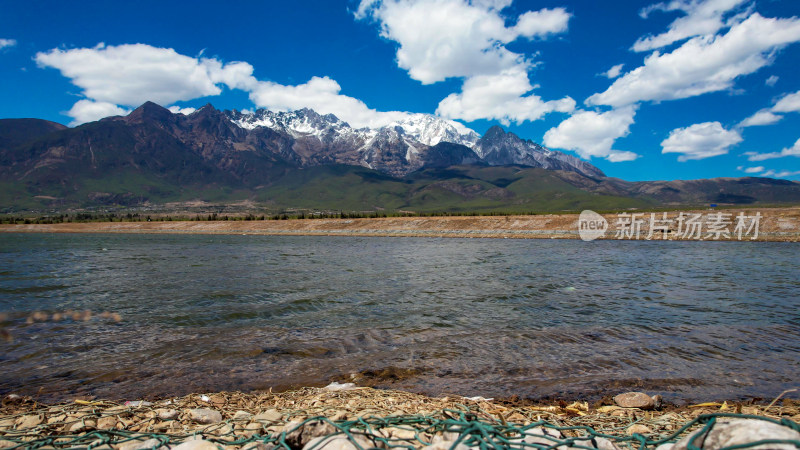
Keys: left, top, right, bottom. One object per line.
{"left": 0, "top": 233, "right": 797, "bottom": 402}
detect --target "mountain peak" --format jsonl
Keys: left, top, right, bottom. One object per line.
{"left": 126, "top": 101, "right": 173, "bottom": 123}
{"left": 483, "top": 125, "right": 506, "bottom": 140}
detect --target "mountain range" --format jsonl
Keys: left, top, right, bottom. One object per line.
{"left": 1, "top": 102, "right": 800, "bottom": 213}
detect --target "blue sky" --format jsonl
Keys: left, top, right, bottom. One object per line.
{"left": 1, "top": 0, "right": 800, "bottom": 181}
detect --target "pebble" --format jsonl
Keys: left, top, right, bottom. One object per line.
{"left": 233, "top": 410, "right": 253, "bottom": 421}
{"left": 302, "top": 434, "right": 376, "bottom": 450}
{"left": 156, "top": 408, "right": 179, "bottom": 420}
{"left": 663, "top": 418, "right": 800, "bottom": 450}
{"left": 626, "top": 424, "right": 653, "bottom": 436}
{"left": 613, "top": 392, "right": 656, "bottom": 410}
{"left": 15, "top": 414, "right": 42, "bottom": 429}
{"left": 241, "top": 443, "right": 275, "bottom": 450}
{"left": 116, "top": 438, "right": 164, "bottom": 450}
{"left": 171, "top": 439, "right": 219, "bottom": 450}
{"left": 96, "top": 416, "right": 117, "bottom": 430}
{"left": 511, "top": 426, "right": 564, "bottom": 447}
{"left": 253, "top": 409, "right": 282, "bottom": 423}
{"left": 68, "top": 419, "right": 96, "bottom": 433}
{"left": 187, "top": 408, "right": 223, "bottom": 424}
{"left": 284, "top": 419, "right": 337, "bottom": 448}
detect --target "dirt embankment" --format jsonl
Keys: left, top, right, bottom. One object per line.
{"left": 2, "top": 207, "right": 800, "bottom": 242}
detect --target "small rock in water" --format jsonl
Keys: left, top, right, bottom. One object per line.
{"left": 613, "top": 392, "right": 656, "bottom": 410}
{"left": 125, "top": 400, "right": 153, "bottom": 407}
{"left": 187, "top": 408, "right": 223, "bottom": 424}
{"left": 666, "top": 418, "right": 800, "bottom": 450}
{"left": 323, "top": 382, "right": 357, "bottom": 391}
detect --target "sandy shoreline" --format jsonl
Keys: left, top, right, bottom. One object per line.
{"left": 2, "top": 207, "right": 800, "bottom": 242}
{"left": 1, "top": 387, "right": 799, "bottom": 449}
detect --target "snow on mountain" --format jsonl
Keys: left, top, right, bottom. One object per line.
{"left": 225, "top": 107, "right": 604, "bottom": 178}
{"left": 227, "top": 109, "right": 478, "bottom": 152}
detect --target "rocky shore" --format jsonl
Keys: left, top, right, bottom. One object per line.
{"left": 2, "top": 207, "right": 800, "bottom": 242}
{"left": 1, "top": 386, "right": 799, "bottom": 449}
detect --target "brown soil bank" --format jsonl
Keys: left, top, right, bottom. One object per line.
{"left": 2, "top": 207, "right": 800, "bottom": 242}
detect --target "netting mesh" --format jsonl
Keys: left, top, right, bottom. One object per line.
{"left": 1, "top": 387, "right": 798, "bottom": 449}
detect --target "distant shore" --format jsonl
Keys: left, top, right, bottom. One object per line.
{"left": 2, "top": 207, "right": 800, "bottom": 242}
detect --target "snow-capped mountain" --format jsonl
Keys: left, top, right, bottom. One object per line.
{"left": 224, "top": 108, "right": 602, "bottom": 177}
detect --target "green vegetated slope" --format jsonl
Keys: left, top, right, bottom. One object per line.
{"left": 254, "top": 165, "right": 654, "bottom": 213}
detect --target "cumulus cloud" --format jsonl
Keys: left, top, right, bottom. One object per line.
{"left": 762, "top": 169, "right": 800, "bottom": 178}
{"left": 745, "top": 138, "right": 800, "bottom": 161}
{"left": 588, "top": 13, "right": 800, "bottom": 107}
{"left": 737, "top": 165, "right": 765, "bottom": 174}
{"left": 35, "top": 43, "right": 258, "bottom": 124}
{"left": 543, "top": 106, "right": 639, "bottom": 162}
{"left": 436, "top": 67, "right": 575, "bottom": 125}
{"left": 66, "top": 100, "right": 130, "bottom": 126}
{"left": 738, "top": 110, "right": 782, "bottom": 127}
{"left": 35, "top": 43, "right": 413, "bottom": 128}
{"left": 772, "top": 90, "right": 800, "bottom": 113}
{"left": 0, "top": 38, "right": 17, "bottom": 50}
{"left": 357, "top": 0, "right": 569, "bottom": 84}
{"left": 602, "top": 64, "right": 624, "bottom": 79}
{"left": 765, "top": 75, "right": 779, "bottom": 86}
{"left": 356, "top": 0, "right": 573, "bottom": 125}
{"left": 634, "top": 0, "right": 747, "bottom": 52}
{"left": 661, "top": 121, "right": 742, "bottom": 161}
{"left": 168, "top": 106, "right": 197, "bottom": 115}
{"left": 248, "top": 76, "right": 408, "bottom": 128}
{"left": 739, "top": 89, "right": 800, "bottom": 128}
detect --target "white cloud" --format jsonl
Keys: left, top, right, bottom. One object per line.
{"left": 357, "top": 0, "right": 569, "bottom": 84}
{"left": 765, "top": 75, "right": 779, "bottom": 86}
{"left": 36, "top": 44, "right": 256, "bottom": 108}
{"left": 633, "top": 0, "right": 747, "bottom": 52}
{"left": 738, "top": 110, "right": 782, "bottom": 127}
{"left": 35, "top": 43, "right": 412, "bottom": 128}
{"left": 772, "top": 90, "right": 800, "bottom": 113}
{"left": 514, "top": 8, "right": 572, "bottom": 37}
{"left": 356, "top": 0, "right": 572, "bottom": 124}
{"left": 762, "top": 169, "right": 800, "bottom": 178}
{"left": 738, "top": 90, "right": 800, "bottom": 128}
{"left": 661, "top": 121, "right": 742, "bottom": 161}
{"left": 0, "top": 38, "right": 17, "bottom": 50}
{"left": 602, "top": 64, "right": 624, "bottom": 79}
{"left": 737, "top": 165, "right": 764, "bottom": 173}
{"left": 248, "top": 76, "right": 408, "bottom": 128}
{"left": 168, "top": 106, "right": 197, "bottom": 115}
{"left": 543, "top": 106, "right": 639, "bottom": 162}
{"left": 588, "top": 13, "right": 800, "bottom": 107}
{"left": 435, "top": 67, "right": 575, "bottom": 125}
{"left": 67, "top": 100, "right": 130, "bottom": 126}
{"left": 745, "top": 138, "right": 800, "bottom": 161}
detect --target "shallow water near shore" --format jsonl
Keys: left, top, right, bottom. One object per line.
{"left": 0, "top": 233, "right": 798, "bottom": 403}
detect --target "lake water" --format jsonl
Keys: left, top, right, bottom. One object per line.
{"left": 0, "top": 233, "right": 798, "bottom": 403}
